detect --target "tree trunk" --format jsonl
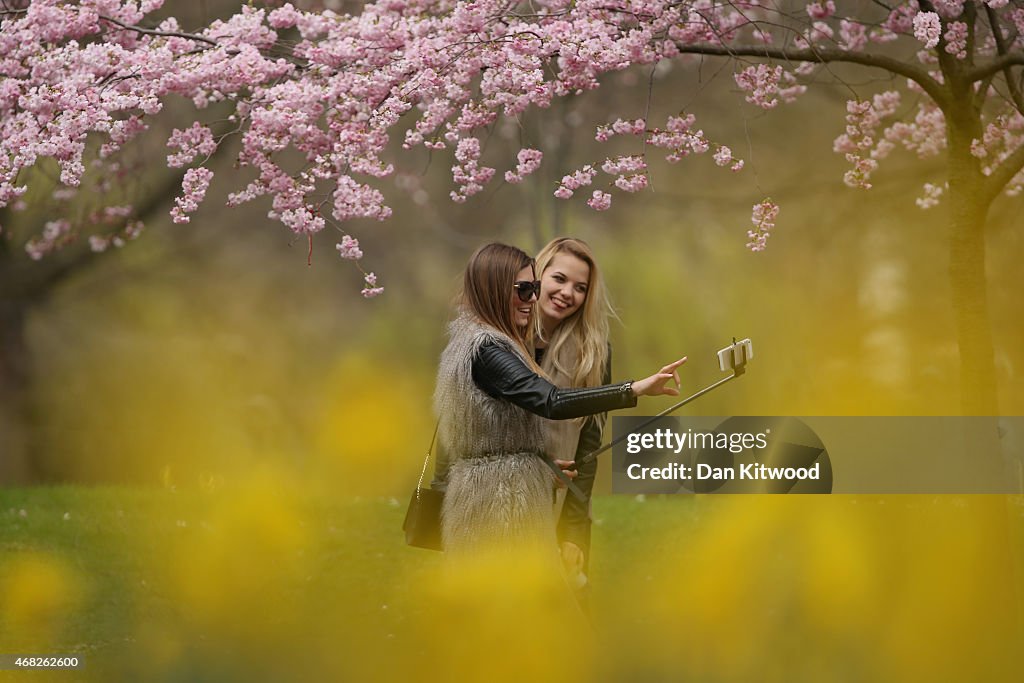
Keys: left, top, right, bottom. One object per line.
{"left": 946, "top": 116, "right": 999, "bottom": 417}
{"left": 0, "top": 299, "right": 34, "bottom": 485}
{"left": 945, "top": 102, "right": 1023, "bottom": 651}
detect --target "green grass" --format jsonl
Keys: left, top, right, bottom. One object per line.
{"left": 0, "top": 487, "right": 415, "bottom": 680}
{"left": 3, "top": 488, "right": 1022, "bottom": 682}
{"left": 0, "top": 486, "right": 705, "bottom": 681}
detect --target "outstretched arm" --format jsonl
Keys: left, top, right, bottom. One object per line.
{"left": 472, "top": 342, "right": 636, "bottom": 420}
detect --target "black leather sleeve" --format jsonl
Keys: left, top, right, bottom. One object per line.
{"left": 471, "top": 341, "right": 636, "bottom": 419}
{"left": 556, "top": 345, "right": 613, "bottom": 564}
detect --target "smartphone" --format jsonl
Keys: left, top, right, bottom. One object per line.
{"left": 717, "top": 338, "right": 753, "bottom": 373}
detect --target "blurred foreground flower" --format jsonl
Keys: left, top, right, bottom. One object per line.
{"left": 408, "top": 542, "right": 596, "bottom": 683}
{"left": 0, "top": 552, "right": 85, "bottom": 647}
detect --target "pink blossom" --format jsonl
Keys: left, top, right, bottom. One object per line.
{"left": 932, "top": 0, "right": 965, "bottom": 18}
{"left": 504, "top": 148, "right": 543, "bottom": 184}
{"left": 913, "top": 12, "right": 942, "bottom": 50}
{"left": 1, "top": 0, "right": 1020, "bottom": 296}
{"left": 89, "top": 235, "right": 110, "bottom": 253}
{"left": 734, "top": 64, "right": 783, "bottom": 110}
{"left": 648, "top": 114, "right": 711, "bottom": 162}
{"left": 554, "top": 165, "right": 597, "bottom": 198}
{"left": 587, "top": 190, "right": 612, "bottom": 211}
{"left": 839, "top": 20, "right": 868, "bottom": 52}
{"left": 277, "top": 207, "right": 325, "bottom": 234}
{"left": 834, "top": 92, "right": 902, "bottom": 188}
{"left": 747, "top": 199, "right": 778, "bottom": 252}
{"left": 944, "top": 22, "right": 968, "bottom": 60}
{"left": 361, "top": 285, "right": 385, "bottom": 298}
{"left": 336, "top": 235, "right": 363, "bottom": 260}
{"left": 170, "top": 167, "right": 214, "bottom": 223}
{"left": 1011, "top": 9, "right": 1024, "bottom": 38}
{"left": 884, "top": 102, "right": 947, "bottom": 159}
{"left": 806, "top": 21, "right": 835, "bottom": 45}
{"left": 333, "top": 176, "right": 391, "bottom": 221}
{"left": 167, "top": 123, "right": 217, "bottom": 168}
{"left": 361, "top": 271, "right": 383, "bottom": 297}
{"left": 611, "top": 118, "right": 646, "bottom": 136}
{"left": 601, "top": 155, "right": 646, "bottom": 176}
{"left": 915, "top": 183, "right": 944, "bottom": 209}
{"left": 268, "top": 4, "right": 302, "bottom": 29}
{"left": 805, "top": 1, "right": 836, "bottom": 20}
{"left": 843, "top": 156, "right": 879, "bottom": 189}
{"left": 450, "top": 137, "right": 495, "bottom": 202}
{"left": 713, "top": 146, "right": 733, "bottom": 167}
{"left": 614, "top": 174, "right": 648, "bottom": 192}
{"left": 712, "top": 146, "right": 744, "bottom": 172}
{"left": 595, "top": 118, "right": 645, "bottom": 141}
{"left": 884, "top": 4, "right": 919, "bottom": 34}
{"left": 667, "top": 115, "right": 696, "bottom": 133}
{"left": 25, "top": 219, "right": 73, "bottom": 261}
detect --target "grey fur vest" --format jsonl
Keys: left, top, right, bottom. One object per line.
{"left": 433, "top": 313, "right": 555, "bottom": 551}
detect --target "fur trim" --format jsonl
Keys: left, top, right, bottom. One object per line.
{"left": 433, "top": 313, "right": 553, "bottom": 551}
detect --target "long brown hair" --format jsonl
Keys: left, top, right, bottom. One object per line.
{"left": 460, "top": 242, "right": 536, "bottom": 358}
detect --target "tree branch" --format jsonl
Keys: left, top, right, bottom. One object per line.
{"left": 672, "top": 42, "right": 949, "bottom": 108}
{"left": 13, "top": 167, "right": 188, "bottom": 299}
{"left": 963, "top": 1, "right": 978, "bottom": 70}
{"left": 983, "top": 142, "right": 1024, "bottom": 203}
{"left": 2, "top": 130, "right": 233, "bottom": 302}
{"left": 973, "top": 72, "right": 995, "bottom": 111}
{"left": 984, "top": 5, "right": 1024, "bottom": 115}
{"left": 98, "top": 14, "right": 218, "bottom": 47}
{"left": 3, "top": 9, "right": 217, "bottom": 48}
{"left": 918, "top": 0, "right": 967, "bottom": 93}
{"left": 966, "top": 53, "right": 1024, "bottom": 84}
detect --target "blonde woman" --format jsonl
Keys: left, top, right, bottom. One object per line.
{"left": 533, "top": 237, "right": 615, "bottom": 586}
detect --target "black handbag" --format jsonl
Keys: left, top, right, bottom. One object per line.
{"left": 403, "top": 423, "right": 444, "bottom": 551}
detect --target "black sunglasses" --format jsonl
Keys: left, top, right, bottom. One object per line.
{"left": 513, "top": 280, "right": 541, "bottom": 303}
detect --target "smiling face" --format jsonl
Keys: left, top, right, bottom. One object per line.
{"left": 539, "top": 252, "right": 590, "bottom": 331}
{"left": 511, "top": 264, "right": 537, "bottom": 328}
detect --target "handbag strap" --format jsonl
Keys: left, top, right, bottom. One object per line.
{"left": 415, "top": 420, "right": 441, "bottom": 500}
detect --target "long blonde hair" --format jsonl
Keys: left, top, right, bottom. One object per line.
{"left": 533, "top": 237, "right": 614, "bottom": 389}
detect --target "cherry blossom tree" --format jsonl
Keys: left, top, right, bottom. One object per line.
{"left": 2, "top": 0, "right": 1023, "bottom": 475}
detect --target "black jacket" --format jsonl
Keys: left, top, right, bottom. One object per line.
{"left": 472, "top": 341, "right": 635, "bottom": 418}
{"left": 431, "top": 341, "right": 635, "bottom": 487}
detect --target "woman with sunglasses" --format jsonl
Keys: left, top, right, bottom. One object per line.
{"left": 434, "top": 242, "right": 686, "bottom": 553}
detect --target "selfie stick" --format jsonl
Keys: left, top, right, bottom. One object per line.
{"left": 574, "top": 338, "right": 753, "bottom": 469}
